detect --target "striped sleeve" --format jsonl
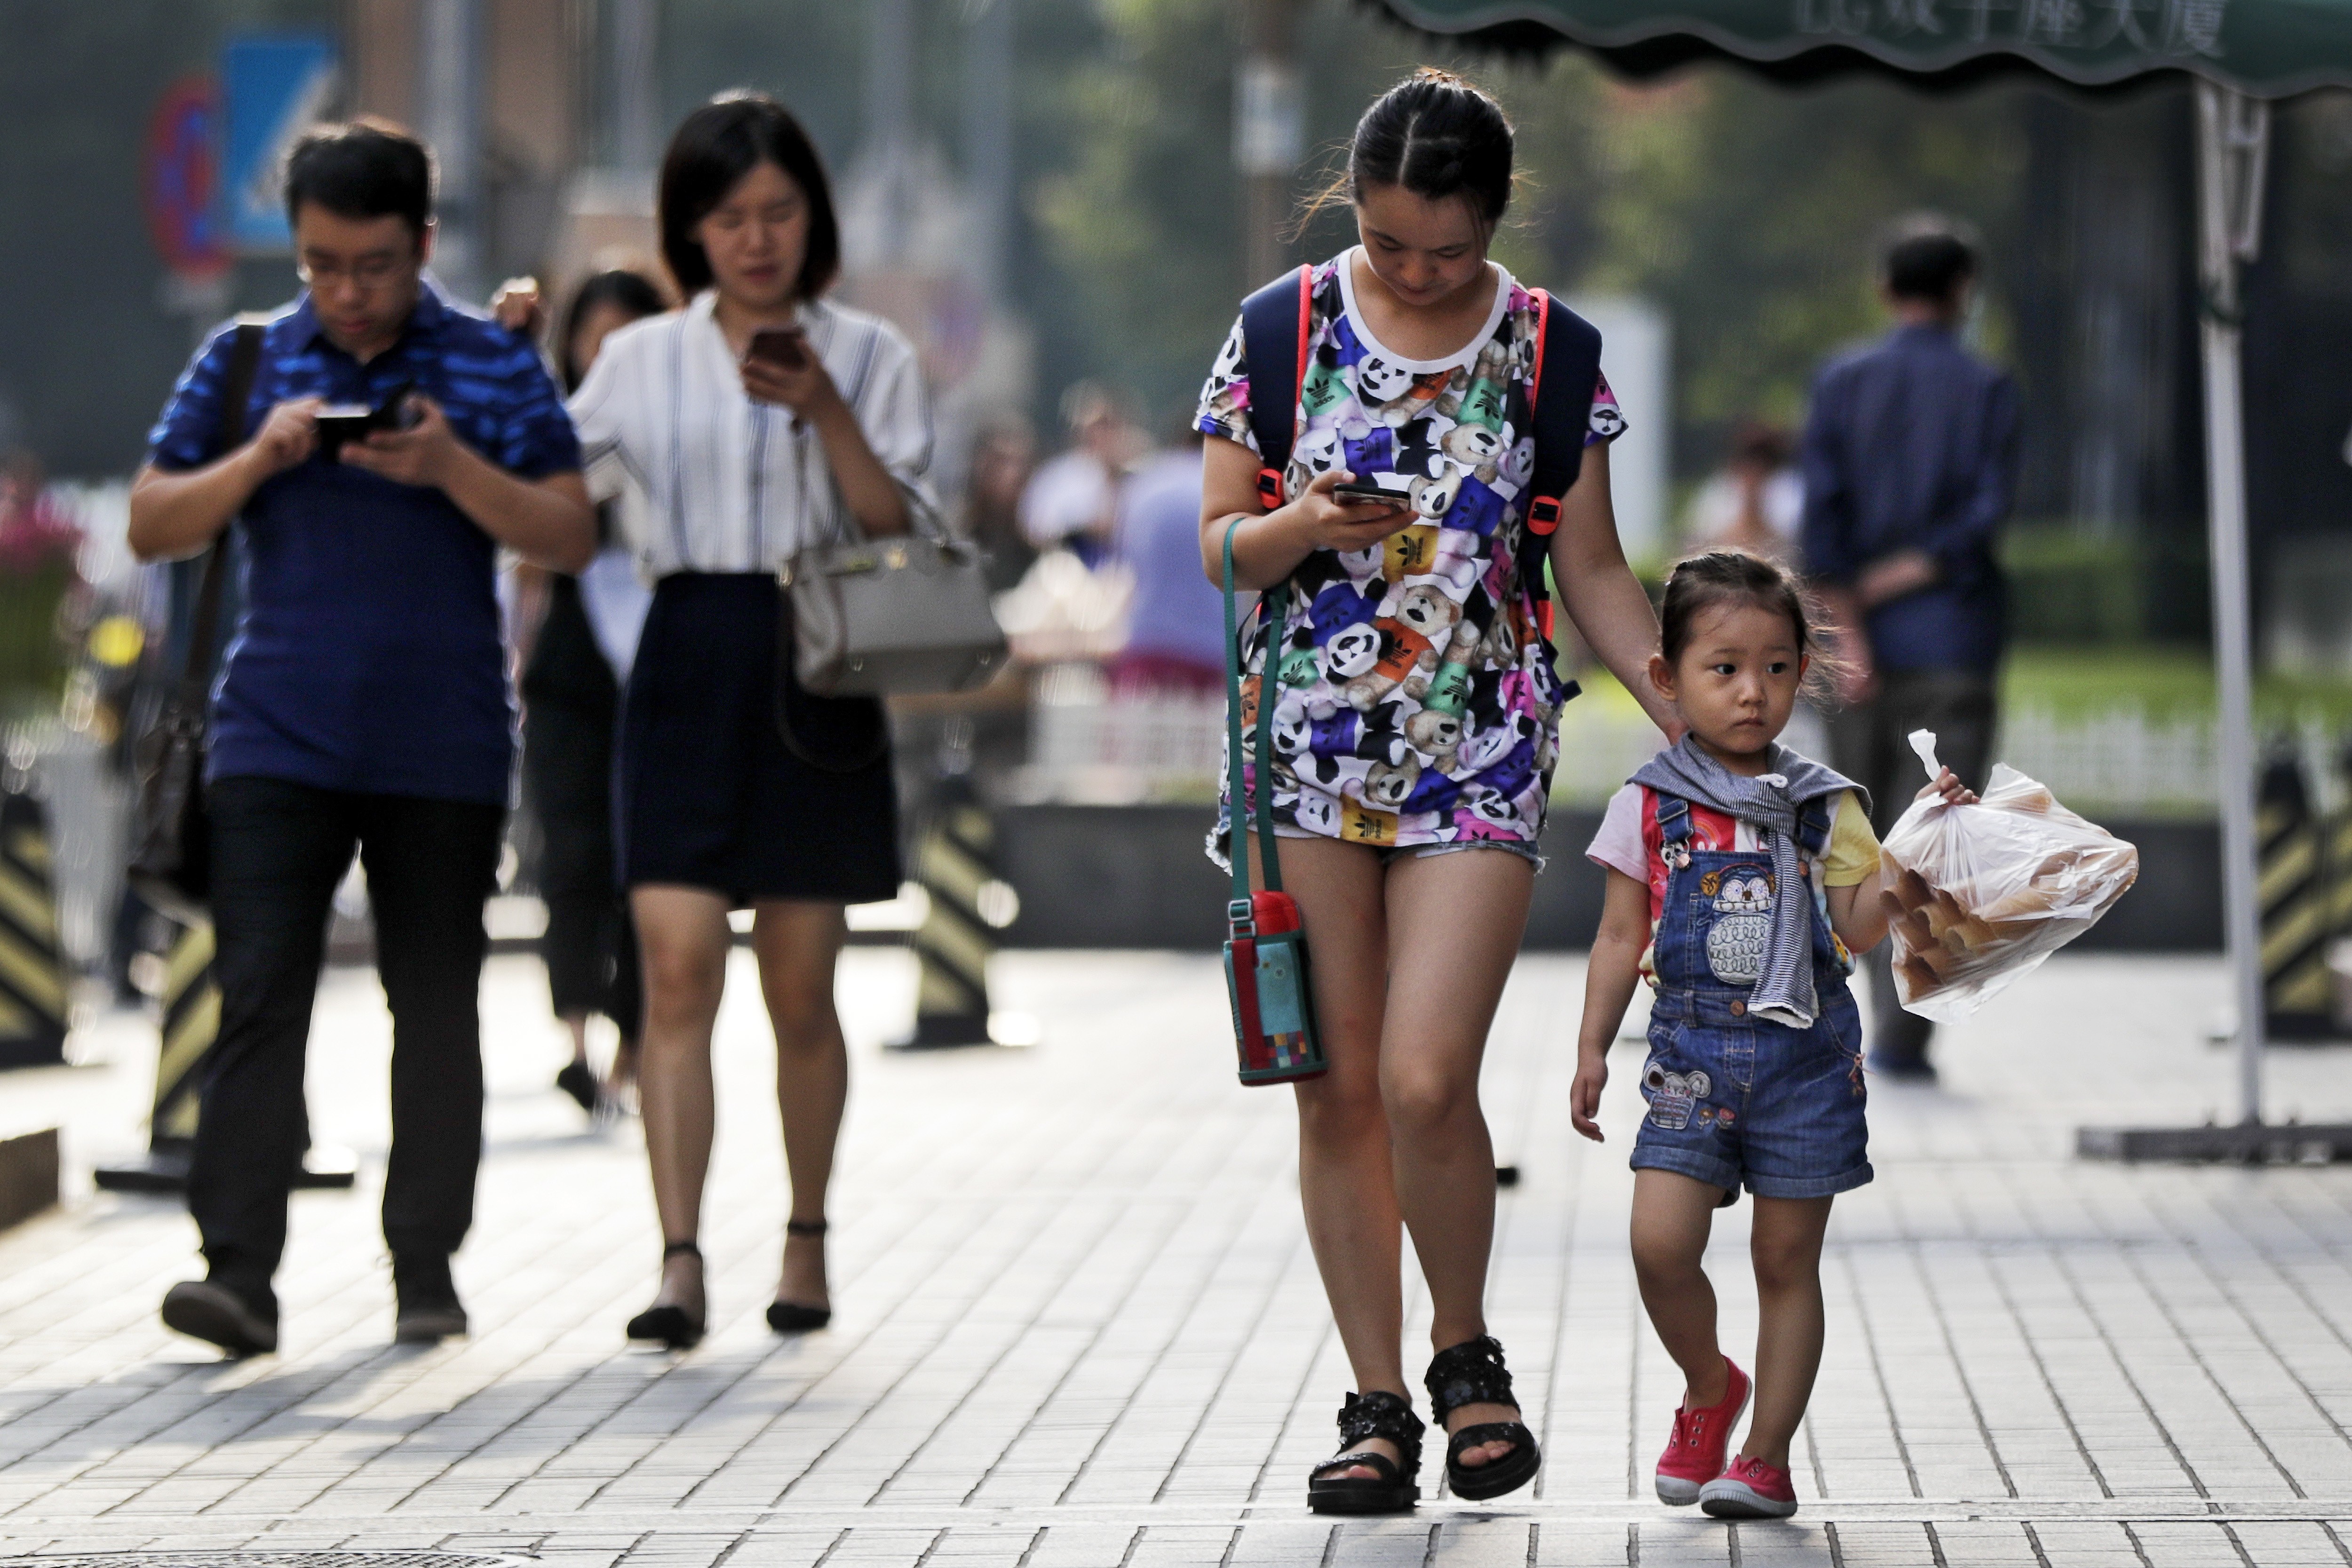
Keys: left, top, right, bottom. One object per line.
{"left": 479, "top": 332, "right": 581, "bottom": 479}
{"left": 850, "top": 318, "right": 942, "bottom": 531}
{"left": 144, "top": 321, "right": 242, "bottom": 471}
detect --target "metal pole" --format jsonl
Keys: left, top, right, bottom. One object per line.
{"left": 420, "top": 0, "right": 485, "bottom": 301}
{"left": 2195, "top": 80, "right": 2272, "bottom": 1127}
{"left": 610, "top": 0, "right": 660, "bottom": 174}
{"left": 1237, "top": 0, "right": 1304, "bottom": 287}
{"left": 868, "top": 0, "right": 915, "bottom": 267}
{"left": 962, "top": 0, "right": 1014, "bottom": 307}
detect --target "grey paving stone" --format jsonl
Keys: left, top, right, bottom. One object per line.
{"left": 2, "top": 953, "right": 2352, "bottom": 1566}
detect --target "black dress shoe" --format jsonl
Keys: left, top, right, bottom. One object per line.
{"left": 768, "top": 1217, "right": 830, "bottom": 1334}
{"left": 1867, "top": 1051, "right": 1938, "bottom": 1082}
{"left": 555, "top": 1059, "right": 601, "bottom": 1114}
{"left": 628, "top": 1240, "right": 706, "bottom": 1349}
{"left": 393, "top": 1253, "right": 469, "bottom": 1344}
{"left": 161, "top": 1280, "right": 278, "bottom": 1357}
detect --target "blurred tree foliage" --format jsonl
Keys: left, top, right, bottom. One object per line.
{"left": 1018, "top": 1, "right": 2042, "bottom": 475}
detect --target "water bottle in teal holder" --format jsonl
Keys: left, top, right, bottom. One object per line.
{"left": 1221, "top": 524, "right": 1326, "bottom": 1086}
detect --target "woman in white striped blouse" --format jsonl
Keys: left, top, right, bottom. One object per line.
{"left": 569, "top": 93, "right": 936, "bottom": 1349}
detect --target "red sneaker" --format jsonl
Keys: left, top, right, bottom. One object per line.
{"left": 1653, "top": 1357, "right": 1750, "bottom": 1505}
{"left": 1700, "top": 1453, "right": 1800, "bottom": 1518}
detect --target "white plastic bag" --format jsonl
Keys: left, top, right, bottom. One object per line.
{"left": 1879, "top": 730, "right": 2140, "bottom": 1023}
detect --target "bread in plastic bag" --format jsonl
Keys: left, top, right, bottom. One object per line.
{"left": 1879, "top": 729, "right": 2139, "bottom": 1023}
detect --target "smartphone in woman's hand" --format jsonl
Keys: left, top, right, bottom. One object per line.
{"left": 746, "top": 327, "right": 808, "bottom": 370}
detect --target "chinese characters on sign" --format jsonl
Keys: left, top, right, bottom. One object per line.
{"left": 1794, "top": 0, "right": 2225, "bottom": 56}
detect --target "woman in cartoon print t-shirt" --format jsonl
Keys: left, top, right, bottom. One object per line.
{"left": 1197, "top": 70, "right": 1682, "bottom": 1514}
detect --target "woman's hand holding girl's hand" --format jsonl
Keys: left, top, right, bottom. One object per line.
{"left": 1569, "top": 1051, "right": 1609, "bottom": 1143}
{"left": 1914, "top": 766, "right": 1979, "bottom": 807}
{"left": 1288, "top": 469, "right": 1410, "bottom": 552}
{"left": 741, "top": 337, "right": 838, "bottom": 417}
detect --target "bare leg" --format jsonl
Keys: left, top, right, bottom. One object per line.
{"left": 562, "top": 1010, "right": 592, "bottom": 1067}
{"left": 1277, "top": 838, "right": 1404, "bottom": 1478}
{"left": 1741, "top": 1195, "right": 1833, "bottom": 1468}
{"left": 1378, "top": 848, "right": 1534, "bottom": 1467}
{"left": 629, "top": 885, "right": 732, "bottom": 1315}
{"left": 1630, "top": 1170, "right": 1732, "bottom": 1408}
{"left": 753, "top": 900, "right": 849, "bottom": 1310}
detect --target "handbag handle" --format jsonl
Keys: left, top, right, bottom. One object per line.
{"left": 1222, "top": 522, "right": 1287, "bottom": 907}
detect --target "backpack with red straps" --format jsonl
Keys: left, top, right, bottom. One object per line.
{"left": 1237, "top": 263, "right": 1605, "bottom": 649}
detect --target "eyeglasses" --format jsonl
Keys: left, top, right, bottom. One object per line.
{"left": 297, "top": 254, "right": 413, "bottom": 291}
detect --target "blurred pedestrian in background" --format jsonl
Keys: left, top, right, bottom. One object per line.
{"left": 1019, "top": 382, "right": 1141, "bottom": 568}
{"left": 1198, "top": 69, "right": 1679, "bottom": 1514}
{"left": 498, "top": 268, "right": 667, "bottom": 1118}
{"left": 1683, "top": 422, "right": 1800, "bottom": 564}
{"left": 1107, "top": 430, "right": 1222, "bottom": 697}
{"left": 959, "top": 415, "right": 1039, "bottom": 593}
{"left": 1801, "top": 218, "right": 2018, "bottom": 1081}
{"left": 127, "top": 119, "right": 594, "bottom": 1356}
{"left": 569, "top": 93, "right": 935, "bottom": 1350}
{"left": 1683, "top": 422, "right": 1827, "bottom": 755}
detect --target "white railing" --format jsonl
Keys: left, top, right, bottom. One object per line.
{"left": 1013, "top": 684, "right": 2352, "bottom": 820}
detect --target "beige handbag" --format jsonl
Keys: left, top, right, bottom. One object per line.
{"left": 778, "top": 529, "right": 1008, "bottom": 697}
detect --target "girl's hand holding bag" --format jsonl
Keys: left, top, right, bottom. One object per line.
{"left": 1221, "top": 523, "right": 1326, "bottom": 1085}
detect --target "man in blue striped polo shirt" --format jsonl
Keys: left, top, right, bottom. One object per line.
{"left": 129, "top": 120, "right": 594, "bottom": 1356}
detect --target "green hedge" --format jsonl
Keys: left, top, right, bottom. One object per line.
{"left": 2000, "top": 524, "right": 2147, "bottom": 645}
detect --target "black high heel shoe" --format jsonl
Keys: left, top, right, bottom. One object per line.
{"left": 766, "top": 1218, "right": 831, "bottom": 1334}
{"left": 1425, "top": 1335, "right": 1541, "bottom": 1501}
{"left": 1307, "top": 1390, "right": 1424, "bottom": 1514}
{"left": 626, "top": 1241, "right": 706, "bottom": 1349}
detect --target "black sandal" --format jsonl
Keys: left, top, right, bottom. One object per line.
{"left": 626, "top": 1241, "right": 706, "bottom": 1349}
{"left": 766, "top": 1218, "right": 832, "bottom": 1334}
{"left": 1307, "top": 1390, "right": 1424, "bottom": 1514}
{"left": 1425, "top": 1335, "right": 1541, "bottom": 1501}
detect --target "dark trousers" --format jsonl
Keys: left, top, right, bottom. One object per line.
{"left": 521, "top": 580, "right": 641, "bottom": 1040}
{"left": 1828, "top": 669, "right": 1997, "bottom": 1068}
{"left": 188, "top": 777, "right": 503, "bottom": 1314}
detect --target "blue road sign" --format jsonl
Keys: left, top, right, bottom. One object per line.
{"left": 222, "top": 34, "right": 339, "bottom": 254}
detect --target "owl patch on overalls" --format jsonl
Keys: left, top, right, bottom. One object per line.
{"left": 1699, "top": 866, "right": 1775, "bottom": 986}
{"left": 1643, "top": 1064, "right": 1711, "bottom": 1130}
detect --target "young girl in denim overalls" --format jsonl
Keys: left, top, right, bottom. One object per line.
{"left": 1572, "top": 551, "right": 1975, "bottom": 1520}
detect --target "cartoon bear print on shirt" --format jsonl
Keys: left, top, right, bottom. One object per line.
{"left": 1701, "top": 866, "right": 1775, "bottom": 987}
{"left": 1193, "top": 258, "right": 1623, "bottom": 859}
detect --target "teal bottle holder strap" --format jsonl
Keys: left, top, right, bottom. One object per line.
{"left": 1222, "top": 523, "right": 1289, "bottom": 908}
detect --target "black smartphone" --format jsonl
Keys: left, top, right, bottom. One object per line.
{"left": 317, "top": 382, "right": 417, "bottom": 458}
{"left": 312, "top": 406, "right": 373, "bottom": 457}
{"left": 1331, "top": 481, "right": 1406, "bottom": 506}
{"left": 747, "top": 327, "right": 809, "bottom": 370}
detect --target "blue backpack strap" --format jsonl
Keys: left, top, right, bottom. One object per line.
{"left": 1238, "top": 264, "right": 1314, "bottom": 513}
{"left": 1515, "top": 290, "right": 1604, "bottom": 643}
{"left": 1653, "top": 792, "right": 1694, "bottom": 846}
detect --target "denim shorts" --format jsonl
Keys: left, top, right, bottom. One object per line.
{"left": 1629, "top": 983, "right": 1873, "bottom": 1202}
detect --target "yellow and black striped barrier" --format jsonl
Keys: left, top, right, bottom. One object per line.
{"left": 95, "top": 915, "right": 355, "bottom": 1193}
{"left": 898, "top": 768, "right": 1009, "bottom": 1048}
{"left": 95, "top": 919, "right": 218, "bottom": 1192}
{"left": 2259, "top": 749, "right": 2334, "bottom": 1039}
{"left": 0, "top": 790, "right": 69, "bottom": 1070}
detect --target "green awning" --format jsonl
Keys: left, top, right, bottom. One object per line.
{"left": 1379, "top": 0, "right": 2352, "bottom": 96}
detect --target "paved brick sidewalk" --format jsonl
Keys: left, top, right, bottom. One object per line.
{"left": 3, "top": 947, "right": 2352, "bottom": 1567}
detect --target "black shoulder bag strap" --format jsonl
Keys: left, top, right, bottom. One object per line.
{"left": 182, "top": 320, "right": 267, "bottom": 697}
{"left": 1515, "top": 290, "right": 1602, "bottom": 698}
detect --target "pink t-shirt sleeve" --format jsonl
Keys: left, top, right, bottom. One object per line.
{"left": 1586, "top": 783, "right": 1648, "bottom": 883}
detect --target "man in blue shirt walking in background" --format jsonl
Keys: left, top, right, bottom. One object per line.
{"left": 1802, "top": 221, "right": 2019, "bottom": 1081}
{"left": 128, "top": 121, "right": 594, "bottom": 1354}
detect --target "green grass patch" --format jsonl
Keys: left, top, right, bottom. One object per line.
{"left": 1569, "top": 644, "right": 2352, "bottom": 726}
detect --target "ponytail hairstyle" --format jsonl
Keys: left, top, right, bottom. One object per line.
{"left": 1659, "top": 550, "right": 1843, "bottom": 703}
{"left": 1298, "top": 68, "right": 1515, "bottom": 235}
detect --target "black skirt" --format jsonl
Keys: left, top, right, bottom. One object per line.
{"left": 617, "top": 573, "right": 900, "bottom": 906}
